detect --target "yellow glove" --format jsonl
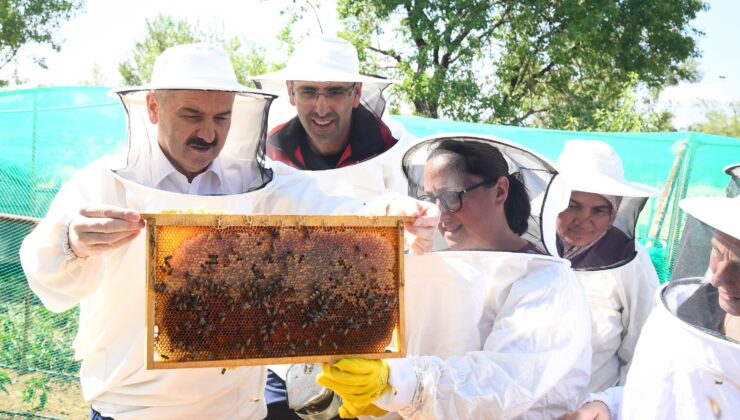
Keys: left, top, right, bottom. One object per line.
{"left": 338, "top": 399, "right": 389, "bottom": 418}
{"left": 317, "top": 358, "right": 391, "bottom": 418}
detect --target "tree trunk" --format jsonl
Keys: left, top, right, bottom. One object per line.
{"left": 414, "top": 99, "right": 439, "bottom": 119}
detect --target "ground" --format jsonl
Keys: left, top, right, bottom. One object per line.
{"left": 0, "top": 370, "right": 88, "bottom": 420}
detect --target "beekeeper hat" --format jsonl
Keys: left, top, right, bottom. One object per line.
{"left": 556, "top": 140, "right": 659, "bottom": 197}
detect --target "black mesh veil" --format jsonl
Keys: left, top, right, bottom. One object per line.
{"left": 672, "top": 164, "right": 739, "bottom": 279}
{"left": 251, "top": 78, "right": 394, "bottom": 167}
{"left": 401, "top": 134, "right": 568, "bottom": 255}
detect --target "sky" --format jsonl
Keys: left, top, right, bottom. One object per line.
{"left": 4, "top": 0, "right": 739, "bottom": 129}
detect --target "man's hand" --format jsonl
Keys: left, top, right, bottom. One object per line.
{"left": 560, "top": 401, "right": 611, "bottom": 420}
{"left": 386, "top": 197, "right": 440, "bottom": 255}
{"left": 68, "top": 205, "right": 144, "bottom": 258}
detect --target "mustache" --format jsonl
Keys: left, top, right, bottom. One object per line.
{"left": 186, "top": 136, "right": 216, "bottom": 148}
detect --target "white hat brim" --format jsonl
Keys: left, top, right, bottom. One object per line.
{"left": 680, "top": 196, "right": 740, "bottom": 240}
{"left": 110, "top": 82, "right": 275, "bottom": 99}
{"left": 252, "top": 68, "right": 397, "bottom": 85}
{"left": 561, "top": 172, "right": 660, "bottom": 197}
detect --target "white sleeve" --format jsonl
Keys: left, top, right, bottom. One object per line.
{"left": 582, "top": 386, "right": 624, "bottom": 420}
{"left": 616, "top": 246, "right": 660, "bottom": 384}
{"left": 19, "top": 165, "right": 107, "bottom": 313}
{"left": 376, "top": 269, "right": 592, "bottom": 419}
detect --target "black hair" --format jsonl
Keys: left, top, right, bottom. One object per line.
{"left": 428, "top": 139, "right": 531, "bottom": 235}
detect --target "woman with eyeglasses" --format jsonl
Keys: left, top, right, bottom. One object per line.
{"left": 314, "top": 135, "right": 592, "bottom": 419}
{"left": 421, "top": 139, "right": 543, "bottom": 253}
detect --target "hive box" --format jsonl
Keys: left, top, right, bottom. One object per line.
{"left": 142, "top": 213, "right": 407, "bottom": 369}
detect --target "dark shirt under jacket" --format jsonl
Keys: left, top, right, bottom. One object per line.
{"left": 558, "top": 226, "right": 637, "bottom": 270}
{"left": 266, "top": 105, "right": 398, "bottom": 170}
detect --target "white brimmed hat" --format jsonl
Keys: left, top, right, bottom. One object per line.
{"left": 680, "top": 196, "right": 740, "bottom": 240}
{"left": 112, "top": 43, "right": 270, "bottom": 96}
{"left": 251, "top": 36, "right": 395, "bottom": 84}
{"left": 556, "top": 140, "right": 659, "bottom": 197}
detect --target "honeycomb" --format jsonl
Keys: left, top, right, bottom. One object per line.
{"left": 142, "top": 214, "right": 406, "bottom": 369}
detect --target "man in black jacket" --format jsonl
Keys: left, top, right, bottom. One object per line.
{"left": 253, "top": 36, "right": 400, "bottom": 171}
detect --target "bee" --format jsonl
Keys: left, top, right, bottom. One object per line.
{"left": 154, "top": 282, "right": 168, "bottom": 293}
{"left": 221, "top": 368, "right": 227, "bottom": 375}
{"left": 163, "top": 255, "right": 173, "bottom": 275}
{"left": 268, "top": 226, "right": 280, "bottom": 239}
{"left": 160, "top": 354, "right": 170, "bottom": 360}
{"left": 300, "top": 226, "right": 312, "bottom": 240}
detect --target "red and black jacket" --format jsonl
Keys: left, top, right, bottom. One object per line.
{"left": 266, "top": 106, "right": 398, "bottom": 170}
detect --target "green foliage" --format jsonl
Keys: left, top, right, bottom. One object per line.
{"left": 0, "top": 0, "right": 83, "bottom": 83}
{"left": 0, "top": 296, "right": 80, "bottom": 374}
{"left": 689, "top": 101, "right": 740, "bottom": 138}
{"left": 118, "top": 15, "right": 201, "bottom": 86}
{"left": 23, "top": 375, "right": 51, "bottom": 410}
{"left": 0, "top": 369, "right": 11, "bottom": 394}
{"left": 559, "top": 74, "right": 675, "bottom": 132}
{"left": 337, "top": 0, "right": 705, "bottom": 130}
{"left": 118, "top": 14, "right": 282, "bottom": 87}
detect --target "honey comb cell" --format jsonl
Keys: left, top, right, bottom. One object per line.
{"left": 143, "top": 214, "right": 407, "bottom": 369}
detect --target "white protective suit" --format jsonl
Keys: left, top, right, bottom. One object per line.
{"left": 576, "top": 245, "right": 659, "bottom": 396}
{"left": 554, "top": 140, "right": 661, "bottom": 397}
{"left": 373, "top": 251, "right": 592, "bottom": 419}
{"left": 619, "top": 277, "right": 740, "bottom": 419}
{"left": 18, "top": 156, "right": 376, "bottom": 419}
{"left": 367, "top": 134, "right": 593, "bottom": 419}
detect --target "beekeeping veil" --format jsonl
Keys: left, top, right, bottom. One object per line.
{"left": 668, "top": 196, "right": 740, "bottom": 334}
{"left": 402, "top": 134, "right": 569, "bottom": 255}
{"left": 672, "top": 165, "right": 740, "bottom": 279}
{"left": 725, "top": 163, "right": 740, "bottom": 198}
{"left": 251, "top": 35, "right": 395, "bottom": 145}
{"left": 555, "top": 140, "right": 659, "bottom": 270}
{"left": 110, "top": 43, "right": 276, "bottom": 192}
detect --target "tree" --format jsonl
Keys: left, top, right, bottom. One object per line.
{"left": 80, "top": 63, "right": 104, "bottom": 86}
{"left": 337, "top": 0, "right": 705, "bottom": 129}
{"left": 118, "top": 14, "right": 278, "bottom": 87}
{"left": 689, "top": 101, "right": 740, "bottom": 138}
{"left": 0, "top": 0, "right": 82, "bottom": 86}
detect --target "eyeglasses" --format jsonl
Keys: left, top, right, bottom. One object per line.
{"left": 291, "top": 82, "right": 357, "bottom": 104}
{"left": 419, "top": 178, "right": 493, "bottom": 213}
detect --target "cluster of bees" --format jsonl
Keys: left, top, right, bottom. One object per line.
{"left": 150, "top": 224, "right": 401, "bottom": 363}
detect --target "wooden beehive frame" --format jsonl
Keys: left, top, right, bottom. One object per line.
{"left": 142, "top": 213, "right": 408, "bottom": 369}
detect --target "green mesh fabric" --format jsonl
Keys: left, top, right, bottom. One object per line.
{"left": 0, "top": 88, "right": 738, "bottom": 416}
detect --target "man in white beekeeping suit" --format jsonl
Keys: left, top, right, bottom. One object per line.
{"left": 19, "top": 43, "right": 438, "bottom": 420}
{"left": 252, "top": 35, "right": 421, "bottom": 419}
